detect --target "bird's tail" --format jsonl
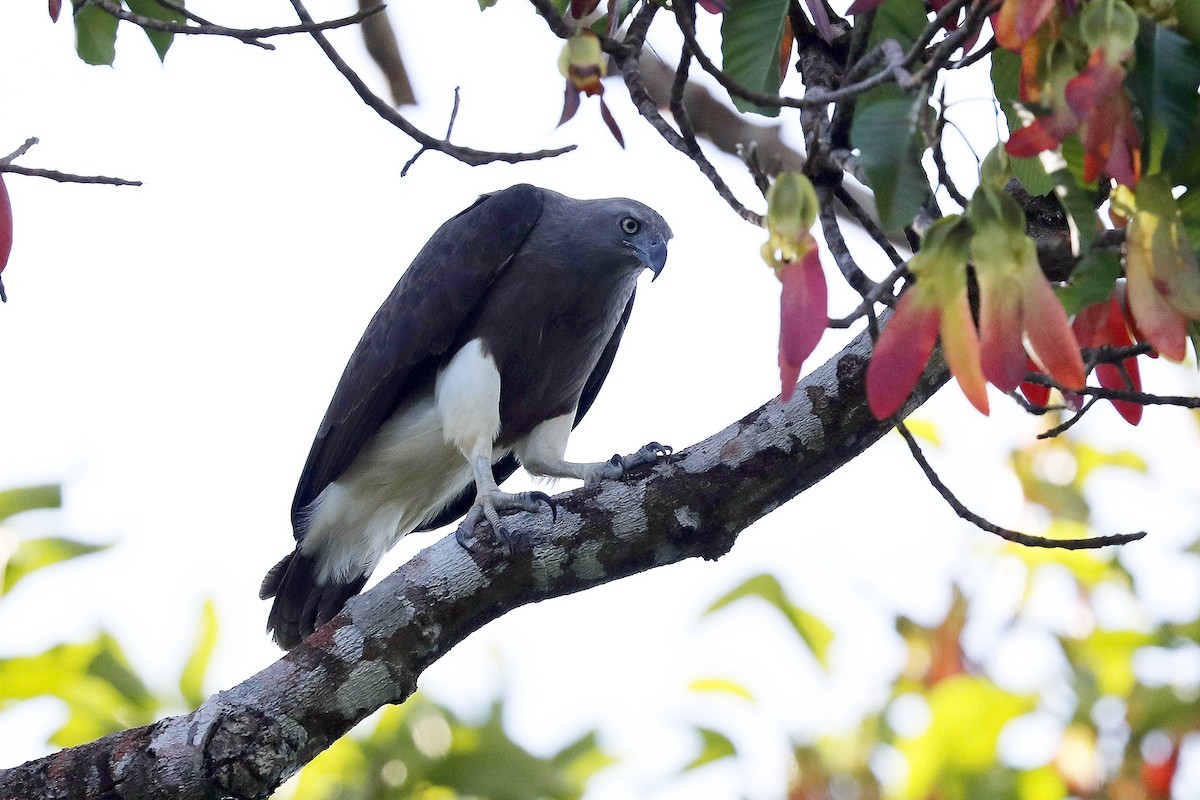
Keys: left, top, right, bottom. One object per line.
{"left": 260, "top": 549, "right": 368, "bottom": 650}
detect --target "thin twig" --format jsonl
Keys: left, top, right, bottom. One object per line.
{"left": 148, "top": 0, "right": 217, "bottom": 27}
{"left": 289, "top": 0, "right": 575, "bottom": 168}
{"left": 818, "top": 186, "right": 878, "bottom": 297}
{"left": 896, "top": 422, "right": 1147, "bottom": 549}
{"left": 1037, "top": 397, "right": 1099, "bottom": 439}
{"left": 1023, "top": 374, "right": 1200, "bottom": 409}
{"left": 1, "top": 138, "right": 141, "bottom": 186}
{"left": 0, "top": 165, "right": 142, "bottom": 187}
{"left": 833, "top": 185, "right": 906, "bottom": 266}
{"left": 612, "top": 5, "right": 763, "bottom": 225}
{"left": 401, "top": 88, "right": 463, "bottom": 176}
{"left": 91, "top": 0, "right": 386, "bottom": 51}
{"left": 928, "top": 89, "right": 970, "bottom": 208}
{"left": 1, "top": 138, "right": 39, "bottom": 164}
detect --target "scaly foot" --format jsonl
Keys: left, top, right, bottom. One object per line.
{"left": 583, "top": 441, "right": 673, "bottom": 485}
{"left": 455, "top": 488, "right": 557, "bottom": 552}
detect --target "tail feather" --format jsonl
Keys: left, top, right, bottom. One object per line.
{"left": 260, "top": 549, "right": 368, "bottom": 650}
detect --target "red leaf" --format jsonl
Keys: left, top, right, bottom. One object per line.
{"left": 49, "top": 0, "right": 61, "bottom": 22}
{"left": 696, "top": 0, "right": 727, "bottom": 12}
{"left": 1024, "top": 273, "right": 1085, "bottom": 390}
{"left": 557, "top": 85, "right": 581, "bottom": 128}
{"left": 978, "top": 286, "right": 1028, "bottom": 392}
{"left": 0, "top": 173, "right": 11, "bottom": 302}
{"left": 801, "top": 0, "right": 834, "bottom": 44}
{"left": 845, "top": 0, "right": 886, "bottom": 14}
{"left": 598, "top": 96, "right": 626, "bottom": 148}
{"left": 570, "top": 0, "right": 601, "bottom": 19}
{"left": 778, "top": 251, "right": 828, "bottom": 400}
{"left": 866, "top": 291, "right": 940, "bottom": 419}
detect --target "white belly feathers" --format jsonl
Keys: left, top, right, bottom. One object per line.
{"left": 300, "top": 339, "right": 511, "bottom": 584}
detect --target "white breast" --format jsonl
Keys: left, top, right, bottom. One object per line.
{"left": 298, "top": 339, "right": 510, "bottom": 585}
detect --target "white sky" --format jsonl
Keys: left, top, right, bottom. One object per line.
{"left": 1, "top": 2, "right": 1199, "bottom": 798}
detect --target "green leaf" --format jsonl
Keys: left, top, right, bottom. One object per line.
{"left": 1010, "top": 156, "right": 1056, "bottom": 197}
{"left": 0, "top": 633, "right": 158, "bottom": 747}
{"left": 0, "top": 484, "right": 61, "bottom": 522}
{"left": 1055, "top": 250, "right": 1121, "bottom": 315}
{"left": 720, "top": 0, "right": 790, "bottom": 117}
{"left": 1180, "top": 1, "right": 1200, "bottom": 45}
{"left": 896, "top": 677, "right": 1034, "bottom": 800}
{"left": 867, "top": 0, "right": 927, "bottom": 51}
{"left": 478, "top": 0, "right": 500, "bottom": 7}
{"left": 706, "top": 573, "right": 834, "bottom": 666}
{"left": 851, "top": 85, "right": 930, "bottom": 231}
{"left": 1128, "top": 20, "right": 1200, "bottom": 179}
{"left": 178, "top": 599, "right": 218, "bottom": 709}
{"left": 3, "top": 537, "right": 109, "bottom": 595}
{"left": 991, "top": 50, "right": 1080, "bottom": 199}
{"left": 74, "top": 4, "right": 119, "bottom": 66}
{"left": 688, "top": 677, "right": 755, "bottom": 701}
{"left": 683, "top": 727, "right": 737, "bottom": 772}
{"left": 125, "top": 0, "right": 187, "bottom": 61}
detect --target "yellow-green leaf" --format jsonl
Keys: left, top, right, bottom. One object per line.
{"left": 179, "top": 599, "right": 218, "bottom": 709}
{"left": 688, "top": 677, "right": 755, "bottom": 701}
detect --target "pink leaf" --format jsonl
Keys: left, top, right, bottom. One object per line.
{"left": 598, "top": 96, "right": 626, "bottom": 148}
{"left": 867, "top": 292, "right": 940, "bottom": 419}
{"left": 0, "top": 174, "right": 9, "bottom": 302}
{"left": 939, "top": 288, "right": 989, "bottom": 414}
{"left": 778, "top": 250, "right": 828, "bottom": 400}
{"left": 846, "top": 0, "right": 886, "bottom": 14}
{"left": 978, "top": 285, "right": 1028, "bottom": 392}
{"left": 49, "top": 0, "right": 61, "bottom": 22}
{"left": 557, "top": 85, "right": 581, "bottom": 128}
{"left": 1024, "top": 275, "right": 1085, "bottom": 390}
{"left": 802, "top": 0, "right": 835, "bottom": 43}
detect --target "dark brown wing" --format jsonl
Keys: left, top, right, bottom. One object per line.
{"left": 290, "top": 184, "right": 544, "bottom": 534}
{"left": 413, "top": 289, "right": 637, "bottom": 532}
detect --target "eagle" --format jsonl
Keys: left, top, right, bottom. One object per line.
{"left": 261, "top": 184, "right": 673, "bottom": 649}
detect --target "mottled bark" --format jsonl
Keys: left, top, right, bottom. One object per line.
{"left": 0, "top": 326, "right": 949, "bottom": 800}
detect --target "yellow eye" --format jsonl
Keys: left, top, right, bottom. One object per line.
{"left": 620, "top": 217, "right": 640, "bottom": 235}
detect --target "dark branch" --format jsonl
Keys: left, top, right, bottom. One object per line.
{"left": 1, "top": 138, "right": 141, "bottom": 187}
{"left": 288, "top": 0, "right": 575, "bottom": 168}
{"left": 0, "top": 325, "right": 952, "bottom": 799}
{"left": 91, "top": 0, "right": 385, "bottom": 51}
{"left": 896, "top": 422, "right": 1147, "bottom": 549}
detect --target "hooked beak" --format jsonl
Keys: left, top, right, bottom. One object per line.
{"left": 630, "top": 237, "right": 669, "bottom": 281}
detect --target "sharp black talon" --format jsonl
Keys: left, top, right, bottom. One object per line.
{"left": 496, "top": 526, "right": 513, "bottom": 554}
{"left": 455, "top": 525, "right": 472, "bottom": 550}
{"left": 536, "top": 494, "right": 559, "bottom": 522}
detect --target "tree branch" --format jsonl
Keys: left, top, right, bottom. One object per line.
{"left": 90, "top": 0, "right": 385, "bottom": 51}
{"left": 0, "top": 138, "right": 141, "bottom": 187}
{"left": 287, "top": 0, "right": 575, "bottom": 168}
{"left": 0, "top": 324, "right": 949, "bottom": 799}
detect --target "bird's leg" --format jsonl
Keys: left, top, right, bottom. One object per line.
{"left": 457, "top": 449, "right": 557, "bottom": 552}
{"left": 527, "top": 442, "right": 673, "bottom": 485}
{"left": 516, "top": 416, "right": 672, "bottom": 486}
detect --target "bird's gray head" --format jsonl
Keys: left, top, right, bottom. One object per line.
{"left": 535, "top": 189, "right": 673, "bottom": 280}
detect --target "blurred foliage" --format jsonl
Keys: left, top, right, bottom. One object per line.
{"left": 0, "top": 483, "right": 610, "bottom": 799}
{"left": 4, "top": 416, "right": 1200, "bottom": 799}
{"left": 684, "top": 418, "right": 1200, "bottom": 800}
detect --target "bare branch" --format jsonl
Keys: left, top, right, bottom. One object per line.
{"left": 0, "top": 325, "right": 952, "bottom": 799}
{"left": 896, "top": 421, "right": 1147, "bottom": 549}
{"left": 90, "top": 0, "right": 386, "bottom": 51}
{"left": 611, "top": 5, "right": 764, "bottom": 225}
{"left": 287, "top": 0, "right": 575, "bottom": 169}
{"left": 1, "top": 138, "right": 141, "bottom": 187}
